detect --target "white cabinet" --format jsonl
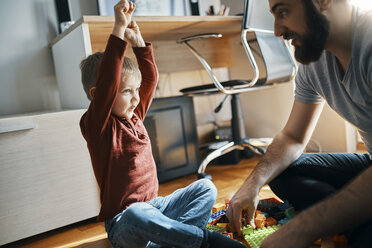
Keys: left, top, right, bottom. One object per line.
{"left": 0, "top": 110, "right": 100, "bottom": 246}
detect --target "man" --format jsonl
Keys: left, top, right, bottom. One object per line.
{"left": 226, "top": 0, "right": 372, "bottom": 247}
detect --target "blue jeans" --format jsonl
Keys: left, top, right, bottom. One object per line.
{"left": 104, "top": 179, "right": 217, "bottom": 248}
{"left": 269, "top": 153, "right": 372, "bottom": 248}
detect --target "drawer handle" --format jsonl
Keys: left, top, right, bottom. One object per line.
{"left": 0, "top": 123, "right": 37, "bottom": 134}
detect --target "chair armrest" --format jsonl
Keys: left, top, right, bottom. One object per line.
{"left": 177, "top": 33, "right": 222, "bottom": 44}
{"left": 177, "top": 31, "right": 260, "bottom": 95}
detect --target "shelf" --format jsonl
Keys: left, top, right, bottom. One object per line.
{"left": 50, "top": 15, "right": 242, "bottom": 48}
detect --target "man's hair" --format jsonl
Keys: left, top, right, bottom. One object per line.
{"left": 80, "top": 52, "right": 141, "bottom": 100}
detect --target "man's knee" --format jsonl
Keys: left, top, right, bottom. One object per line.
{"left": 268, "top": 172, "right": 288, "bottom": 194}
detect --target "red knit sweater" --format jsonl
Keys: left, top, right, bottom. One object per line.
{"left": 80, "top": 35, "right": 159, "bottom": 221}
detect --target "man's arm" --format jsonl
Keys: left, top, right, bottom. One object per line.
{"left": 261, "top": 165, "right": 372, "bottom": 248}
{"left": 227, "top": 100, "right": 324, "bottom": 235}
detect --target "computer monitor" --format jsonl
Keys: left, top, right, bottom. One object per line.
{"left": 143, "top": 96, "right": 199, "bottom": 183}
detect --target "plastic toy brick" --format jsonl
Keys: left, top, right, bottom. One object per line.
{"left": 277, "top": 200, "right": 290, "bottom": 211}
{"left": 222, "top": 232, "right": 233, "bottom": 239}
{"left": 257, "top": 198, "right": 281, "bottom": 211}
{"left": 242, "top": 217, "right": 249, "bottom": 226}
{"left": 254, "top": 214, "right": 266, "bottom": 229}
{"left": 243, "top": 225, "right": 281, "bottom": 248}
{"left": 264, "top": 197, "right": 281, "bottom": 203}
{"left": 256, "top": 214, "right": 265, "bottom": 220}
{"left": 210, "top": 209, "right": 226, "bottom": 219}
{"left": 225, "top": 199, "right": 230, "bottom": 208}
{"left": 265, "top": 217, "right": 277, "bottom": 227}
{"left": 254, "top": 219, "right": 265, "bottom": 229}
{"left": 206, "top": 224, "right": 226, "bottom": 233}
{"left": 278, "top": 217, "right": 290, "bottom": 225}
{"left": 254, "top": 210, "right": 261, "bottom": 217}
{"left": 284, "top": 206, "right": 296, "bottom": 219}
{"left": 208, "top": 217, "right": 222, "bottom": 225}
{"left": 212, "top": 203, "right": 226, "bottom": 213}
{"left": 261, "top": 211, "right": 269, "bottom": 218}
{"left": 267, "top": 206, "right": 286, "bottom": 220}
{"left": 333, "top": 234, "right": 348, "bottom": 246}
{"left": 242, "top": 225, "right": 254, "bottom": 236}
{"left": 216, "top": 222, "right": 231, "bottom": 233}
{"left": 241, "top": 210, "right": 250, "bottom": 225}
{"left": 208, "top": 209, "right": 226, "bottom": 225}
{"left": 216, "top": 223, "right": 228, "bottom": 229}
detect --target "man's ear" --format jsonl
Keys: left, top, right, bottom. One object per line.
{"left": 314, "top": 0, "right": 333, "bottom": 11}
{"left": 89, "top": 87, "right": 96, "bottom": 100}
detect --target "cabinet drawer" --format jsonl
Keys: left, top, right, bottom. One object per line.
{"left": 0, "top": 110, "right": 100, "bottom": 245}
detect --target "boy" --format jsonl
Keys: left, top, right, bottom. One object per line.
{"left": 79, "top": 1, "right": 246, "bottom": 247}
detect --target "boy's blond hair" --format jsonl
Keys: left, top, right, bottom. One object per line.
{"left": 80, "top": 52, "right": 141, "bottom": 100}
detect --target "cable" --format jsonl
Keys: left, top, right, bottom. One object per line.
{"left": 214, "top": 95, "right": 229, "bottom": 113}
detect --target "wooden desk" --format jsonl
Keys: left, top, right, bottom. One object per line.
{"left": 50, "top": 16, "right": 242, "bottom": 45}
{"left": 50, "top": 16, "right": 246, "bottom": 109}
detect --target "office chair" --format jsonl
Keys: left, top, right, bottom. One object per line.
{"left": 178, "top": 0, "right": 297, "bottom": 180}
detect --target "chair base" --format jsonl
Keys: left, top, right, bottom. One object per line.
{"left": 197, "top": 173, "right": 213, "bottom": 180}
{"left": 196, "top": 145, "right": 254, "bottom": 180}
{"left": 197, "top": 139, "right": 266, "bottom": 178}
{"left": 206, "top": 145, "right": 253, "bottom": 165}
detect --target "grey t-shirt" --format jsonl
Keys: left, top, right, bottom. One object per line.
{"left": 295, "top": 7, "right": 372, "bottom": 155}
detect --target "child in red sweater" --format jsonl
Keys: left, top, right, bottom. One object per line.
{"left": 79, "top": 1, "right": 246, "bottom": 247}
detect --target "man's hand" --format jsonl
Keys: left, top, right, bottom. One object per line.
{"left": 112, "top": 0, "right": 135, "bottom": 40}
{"left": 125, "top": 20, "right": 145, "bottom": 47}
{"left": 226, "top": 186, "right": 259, "bottom": 236}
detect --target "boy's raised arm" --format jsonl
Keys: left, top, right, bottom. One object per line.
{"left": 82, "top": 0, "right": 135, "bottom": 137}
{"left": 125, "top": 20, "right": 146, "bottom": 47}
{"left": 125, "top": 20, "right": 158, "bottom": 120}
{"left": 112, "top": 0, "right": 135, "bottom": 40}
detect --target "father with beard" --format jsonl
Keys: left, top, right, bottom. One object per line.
{"left": 226, "top": 0, "right": 372, "bottom": 247}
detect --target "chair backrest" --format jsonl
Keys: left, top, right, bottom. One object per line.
{"left": 241, "top": 0, "right": 297, "bottom": 86}
{"left": 255, "top": 32, "right": 297, "bottom": 84}
{"left": 177, "top": 0, "right": 297, "bottom": 94}
{"left": 243, "top": 0, "right": 275, "bottom": 32}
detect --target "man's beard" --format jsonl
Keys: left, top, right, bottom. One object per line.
{"left": 286, "top": 0, "right": 330, "bottom": 64}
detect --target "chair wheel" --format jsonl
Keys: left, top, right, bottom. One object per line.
{"left": 197, "top": 173, "right": 212, "bottom": 181}
{"left": 243, "top": 147, "right": 254, "bottom": 158}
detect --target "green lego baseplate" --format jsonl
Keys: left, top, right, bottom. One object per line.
{"left": 206, "top": 224, "right": 226, "bottom": 233}
{"left": 242, "top": 224, "right": 281, "bottom": 248}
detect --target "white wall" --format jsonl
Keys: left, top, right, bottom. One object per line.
{"left": 68, "top": 0, "right": 98, "bottom": 21}
{"left": 198, "top": 0, "right": 221, "bottom": 15}
{"left": 0, "top": 0, "right": 98, "bottom": 117}
{"left": 0, "top": 0, "right": 60, "bottom": 116}
{"left": 221, "top": 0, "right": 244, "bottom": 15}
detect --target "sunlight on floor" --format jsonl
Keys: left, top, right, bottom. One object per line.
{"left": 55, "top": 233, "right": 107, "bottom": 248}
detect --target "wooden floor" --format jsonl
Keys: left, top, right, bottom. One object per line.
{"left": 4, "top": 156, "right": 326, "bottom": 248}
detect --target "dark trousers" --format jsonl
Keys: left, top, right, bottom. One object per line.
{"left": 269, "top": 153, "right": 372, "bottom": 248}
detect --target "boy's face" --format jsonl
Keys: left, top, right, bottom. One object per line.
{"left": 112, "top": 74, "right": 141, "bottom": 120}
